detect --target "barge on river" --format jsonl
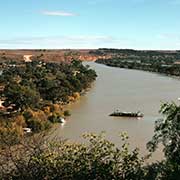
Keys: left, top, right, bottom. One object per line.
{"left": 109, "top": 110, "right": 143, "bottom": 117}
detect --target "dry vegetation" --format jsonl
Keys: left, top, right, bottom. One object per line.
{"left": 0, "top": 49, "right": 103, "bottom": 63}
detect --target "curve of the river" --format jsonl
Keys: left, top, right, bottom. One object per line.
{"left": 52, "top": 62, "right": 180, "bottom": 160}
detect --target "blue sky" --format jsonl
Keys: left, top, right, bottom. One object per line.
{"left": 0, "top": 0, "right": 180, "bottom": 49}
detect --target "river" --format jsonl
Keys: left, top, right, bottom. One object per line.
{"left": 51, "top": 62, "right": 180, "bottom": 160}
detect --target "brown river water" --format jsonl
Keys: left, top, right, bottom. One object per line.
{"left": 51, "top": 62, "right": 180, "bottom": 161}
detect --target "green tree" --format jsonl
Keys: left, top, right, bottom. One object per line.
{"left": 3, "top": 83, "right": 40, "bottom": 111}
{"left": 0, "top": 132, "right": 145, "bottom": 180}
{"left": 147, "top": 102, "right": 180, "bottom": 179}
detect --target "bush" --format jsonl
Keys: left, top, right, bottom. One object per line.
{"left": 48, "top": 113, "right": 63, "bottom": 123}
{"left": 23, "top": 110, "right": 33, "bottom": 120}
{"left": 0, "top": 126, "right": 20, "bottom": 147}
{"left": 64, "top": 110, "right": 71, "bottom": 117}
{"left": 0, "top": 133, "right": 145, "bottom": 179}
{"left": 26, "top": 118, "right": 45, "bottom": 133}
{"left": 48, "top": 113, "right": 59, "bottom": 123}
{"left": 43, "top": 121, "right": 51, "bottom": 130}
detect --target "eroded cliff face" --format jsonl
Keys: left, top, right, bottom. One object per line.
{"left": 78, "top": 55, "right": 111, "bottom": 61}
{"left": 0, "top": 49, "right": 111, "bottom": 62}
{"left": 31, "top": 54, "right": 101, "bottom": 62}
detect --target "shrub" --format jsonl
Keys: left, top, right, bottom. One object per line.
{"left": 48, "top": 113, "right": 59, "bottom": 123}
{"left": 26, "top": 118, "right": 45, "bottom": 133}
{"left": 23, "top": 110, "right": 33, "bottom": 120}
{"left": 64, "top": 110, "right": 71, "bottom": 117}
{"left": 0, "top": 133, "right": 145, "bottom": 179}
{"left": 0, "top": 126, "right": 20, "bottom": 147}
{"left": 48, "top": 113, "right": 63, "bottom": 123}
{"left": 43, "top": 121, "right": 51, "bottom": 130}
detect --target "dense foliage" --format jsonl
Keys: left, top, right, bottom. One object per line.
{"left": 0, "top": 60, "right": 97, "bottom": 136}
{"left": 0, "top": 60, "right": 97, "bottom": 110}
{"left": 94, "top": 48, "right": 180, "bottom": 77}
{"left": 147, "top": 102, "right": 180, "bottom": 179}
{"left": 92, "top": 48, "right": 180, "bottom": 64}
{"left": 0, "top": 132, "right": 145, "bottom": 180}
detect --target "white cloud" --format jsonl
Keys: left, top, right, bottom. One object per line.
{"left": 41, "top": 11, "right": 77, "bottom": 16}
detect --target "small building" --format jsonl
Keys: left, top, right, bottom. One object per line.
{"left": 174, "top": 61, "right": 180, "bottom": 65}
{"left": 0, "top": 100, "right": 6, "bottom": 111}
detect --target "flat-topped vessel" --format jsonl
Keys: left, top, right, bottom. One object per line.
{"left": 109, "top": 110, "right": 143, "bottom": 117}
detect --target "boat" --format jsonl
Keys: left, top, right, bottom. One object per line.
{"left": 59, "top": 117, "right": 65, "bottom": 123}
{"left": 23, "top": 128, "right": 32, "bottom": 133}
{"left": 109, "top": 110, "right": 143, "bottom": 117}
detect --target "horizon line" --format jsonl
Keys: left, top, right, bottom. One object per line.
{"left": 0, "top": 48, "right": 179, "bottom": 51}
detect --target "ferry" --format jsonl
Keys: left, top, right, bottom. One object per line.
{"left": 109, "top": 110, "right": 143, "bottom": 117}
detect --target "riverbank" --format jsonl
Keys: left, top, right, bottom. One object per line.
{"left": 0, "top": 60, "right": 97, "bottom": 146}
{"left": 50, "top": 62, "right": 180, "bottom": 162}
{"left": 95, "top": 57, "right": 180, "bottom": 78}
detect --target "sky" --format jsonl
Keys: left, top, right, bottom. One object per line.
{"left": 0, "top": 0, "right": 180, "bottom": 49}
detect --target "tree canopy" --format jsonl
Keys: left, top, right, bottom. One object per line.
{"left": 1, "top": 60, "right": 97, "bottom": 111}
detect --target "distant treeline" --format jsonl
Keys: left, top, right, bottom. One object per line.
{"left": 90, "top": 48, "right": 180, "bottom": 56}
{"left": 94, "top": 48, "right": 180, "bottom": 77}
{"left": 91, "top": 48, "right": 180, "bottom": 63}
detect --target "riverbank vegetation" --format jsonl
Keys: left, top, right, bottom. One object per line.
{"left": 94, "top": 48, "right": 180, "bottom": 77}
{"left": 1, "top": 102, "right": 180, "bottom": 179}
{"left": 0, "top": 59, "right": 97, "bottom": 143}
